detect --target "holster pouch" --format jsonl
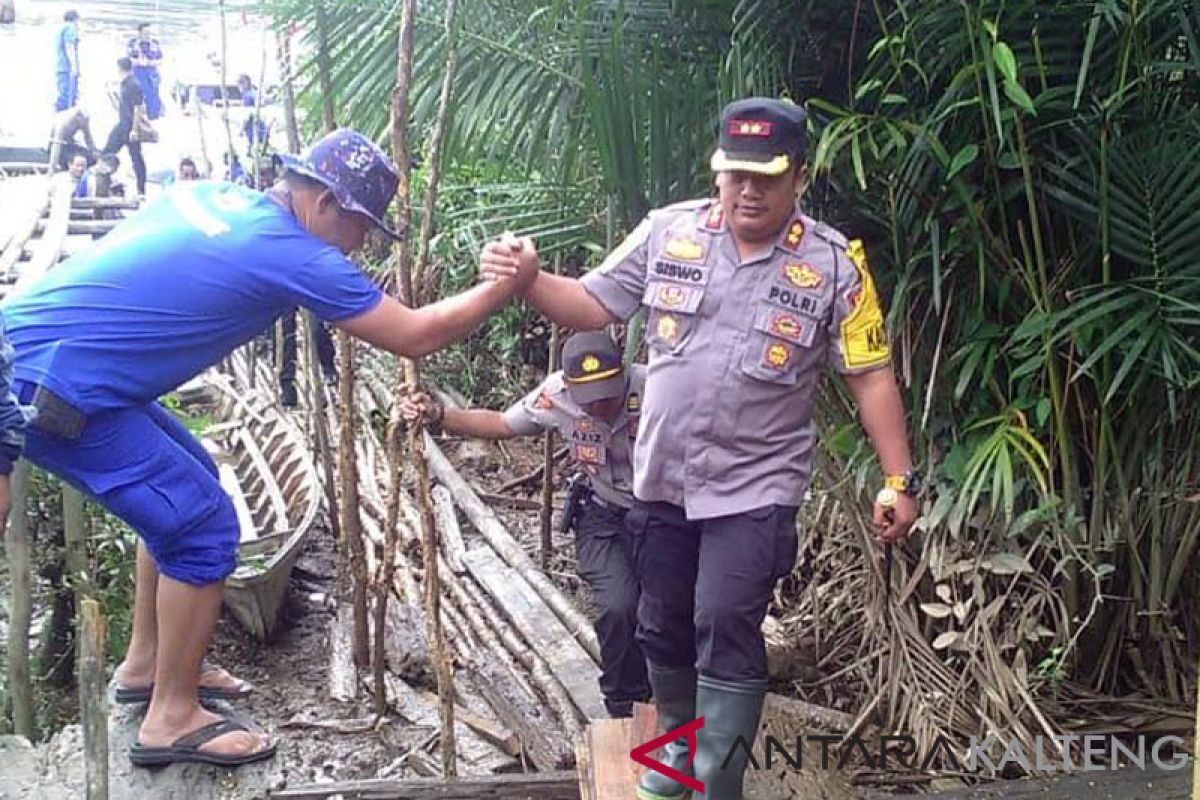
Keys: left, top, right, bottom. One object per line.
{"left": 30, "top": 385, "right": 86, "bottom": 440}
{"left": 559, "top": 472, "right": 589, "bottom": 535}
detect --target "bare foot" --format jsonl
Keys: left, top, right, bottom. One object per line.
{"left": 138, "top": 706, "right": 272, "bottom": 757}
{"left": 115, "top": 660, "right": 251, "bottom": 694}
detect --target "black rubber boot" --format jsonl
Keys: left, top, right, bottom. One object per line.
{"left": 692, "top": 675, "right": 767, "bottom": 800}
{"left": 636, "top": 664, "right": 697, "bottom": 800}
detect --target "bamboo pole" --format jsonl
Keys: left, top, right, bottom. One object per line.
{"left": 387, "top": 0, "right": 461, "bottom": 776}
{"left": 217, "top": 0, "right": 236, "bottom": 170}
{"left": 5, "top": 461, "right": 34, "bottom": 739}
{"left": 312, "top": 0, "right": 370, "bottom": 667}
{"left": 63, "top": 485, "right": 87, "bottom": 591}
{"left": 539, "top": 257, "right": 561, "bottom": 568}
{"left": 79, "top": 598, "right": 108, "bottom": 800}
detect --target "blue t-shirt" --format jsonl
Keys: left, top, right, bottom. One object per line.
{"left": 56, "top": 23, "right": 78, "bottom": 75}
{"left": 2, "top": 181, "right": 384, "bottom": 414}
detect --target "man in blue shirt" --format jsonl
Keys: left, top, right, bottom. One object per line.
{"left": 2, "top": 129, "right": 538, "bottom": 768}
{"left": 126, "top": 22, "right": 164, "bottom": 119}
{"left": 54, "top": 10, "right": 81, "bottom": 112}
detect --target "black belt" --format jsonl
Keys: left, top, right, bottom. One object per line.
{"left": 588, "top": 491, "right": 631, "bottom": 512}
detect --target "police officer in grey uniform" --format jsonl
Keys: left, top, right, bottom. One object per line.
{"left": 402, "top": 331, "right": 651, "bottom": 718}
{"left": 481, "top": 98, "right": 920, "bottom": 800}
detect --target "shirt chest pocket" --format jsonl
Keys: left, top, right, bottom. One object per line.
{"left": 740, "top": 303, "right": 820, "bottom": 385}
{"left": 642, "top": 281, "right": 705, "bottom": 356}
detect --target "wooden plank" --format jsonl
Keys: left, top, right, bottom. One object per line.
{"left": 14, "top": 175, "right": 73, "bottom": 295}
{"left": 79, "top": 598, "right": 108, "bottom": 800}
{"left": 72, "top": 196, "right": 140, "bottom": 209}
{"left": 470, "top": 650, "right": 575, "bottom": 772}
{"left": 381, "top": 672, "right": 516, "bottom": 775}
{"left": 431, "top": 485, "right": 466, "bottom": 573}
{"left": 463, "top": 546, "right": 606, "bottom": 721}
{"left": 416, "top": 689, "right": 521, "bottom": 757}
{"left": 583, "top": 718, "right": 639, "bottom": 800}
{"left": 4, "top": 461, "right": 34, "bottom": 737}
{"left": 219, "top": 462, "right": 259, "bottom": 542}
{"left": 425, "top": 435, "right": 601, "bottom": 665}
{"left": 269, "top": 771, "right": 582, "bottom": 799}
{"left": 0, "top": 176, "right": 50, "bottom": 279}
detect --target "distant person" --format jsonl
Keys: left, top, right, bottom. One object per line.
{"left": 68, "top": 153, "right": 89, "bottom": 198}
{"left": 237, "top": 75, "right": 271, "bottom": 154}
{"left": 1, "top": 0, "right": 16, "bottom": 25}
{"left": 224, "top": 152, "right": 249, "bottom": 186}
{"left": 178, "top": 157, "right": 200, "bottom": 181}
{"left": 127, "top": 22, "right": 164, "bottom": 119}
{"left": 54, "top": 10, "right": 81, "bottom": 112}
{"left": 48, "top": 106, "right": 96, "bottom": 172}
{"left": 102, "top": 58, "right": 148, "bottom": 197}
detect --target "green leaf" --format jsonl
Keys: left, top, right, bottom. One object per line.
{"left": 855, "top": 78, "right": 883, "bottom": 101}
{"left": 1003, "top": 79, "right": 1037, "bottom": 115}
{"left": 1035, "top": 398, "right": 1051, "bottom": 428}
{"left": 948, "top": 144, "right": 979, "bottom": 179}
{"left": 993, "top": 41, "right": 1018, "bottom": 83}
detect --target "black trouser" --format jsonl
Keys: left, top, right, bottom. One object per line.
{"left": 627, "top": 501, "right": 799, "bottom": 681}
{"left": 102, "top": 122, "right": 146, "bottom": 195}
{"left": 575, "top": 495, "right": 650, "bottom": 717}
{"left": 276, "top": 310, "right": 337, "bottom": 405}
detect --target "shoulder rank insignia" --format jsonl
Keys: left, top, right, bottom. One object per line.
{"left": 664, "top": 237, "right": 705, "bottom": 261}
{"left": 626, "top": 392, "right": 641, "bottom": 412}
{"left": 783, "top": 219, "right": 805, "bottom": 250}
{"left": 703, "top": 205, "right": 724, "bottom": 231}
{"left": 783, "top": 262, "right": 822, "bottom": 289}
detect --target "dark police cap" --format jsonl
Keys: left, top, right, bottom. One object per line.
{"left": 561, "top": 332, "right": 625, "bottom": 405}
{"left": 710, "top": 97, "right": 808, "bottom": 176}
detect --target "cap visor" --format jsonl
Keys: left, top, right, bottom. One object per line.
{"left": 710, "top": 149, "right": 791, "bottom": 175}
{"left": 566, "top": 375, "right": 625, "bottom": 405}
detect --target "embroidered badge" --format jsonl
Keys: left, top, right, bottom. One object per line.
{"left": 657, "top": 285, "right": 689, "bottom": 308}
{"left": 656, "top": 313, "right": 680, "bottom": 345}
{"left": 581, "top": 354, "right": 601, "bottom": 373}
{"left": 769, "top": 312, "right": 804, "bottom": 342}
{"left": 764, "top": 342, "right": 792, "bottom": 370}
{"left": 664, "top": 237, "right": 705, "bottom": 261}
{"left": 627, "top": 393, "right": 641, "bottom": 412}
{"left": 783, "top": 262, "right": 822, "bottom": 289}
{"left": 576, "top": 444, "right": 602, "bottom": 464}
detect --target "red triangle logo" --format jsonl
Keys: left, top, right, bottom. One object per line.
{"left": 629, "top": 716, "right": 706, "bottom": 793}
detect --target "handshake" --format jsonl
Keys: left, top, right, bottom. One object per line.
{"left": 478, "top": 232, "right": 541, "bottom": 294}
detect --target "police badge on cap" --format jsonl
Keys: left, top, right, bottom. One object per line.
{"left": 561, "top": 331, "right": 626, "bottom": 405}
{"left": 710, "top": 97, "right": 808, "bottom": 176}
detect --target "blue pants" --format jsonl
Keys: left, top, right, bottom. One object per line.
{"left": 133, "top": 67, "right": 162, "bottom": 119}
{"left": 628, "top": 502, "right": 799, "bottom": 682}
{"left": 17, "top": 383, "right": 239, "bottom": 586}
{"left": 54, "top": 71, "right": 78, "bottom": 112}
{"left": 575, "top": 496, "right": 650, "bottom": 717}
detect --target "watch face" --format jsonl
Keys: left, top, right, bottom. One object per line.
{"left": 904, "top": 470, "right": 923, "bottom": 496}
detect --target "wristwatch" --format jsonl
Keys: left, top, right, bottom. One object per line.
{"left": 883, "top": 468, "right": 923, "bottom": 497}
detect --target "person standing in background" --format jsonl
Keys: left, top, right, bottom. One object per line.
{"left": 47, "top": 106, "right": 96, "bottom": 172}
{"left": 54, "top": 10, "right": 81, "bottom": 111}
{"left": 102, "top": 58, "right": 148, "bottom": 198}
{"left": 127, "top": 22, "right": 164, "bottom": 120}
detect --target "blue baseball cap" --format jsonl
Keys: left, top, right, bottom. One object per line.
{"left": 278, "top": 128, "right": 402, "bottom": 240}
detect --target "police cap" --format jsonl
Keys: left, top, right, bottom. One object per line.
{"left": 710, "top": 97, "right": 807, "bottom": 176}
{"left": 561, "top": 331, "right": 625, "bottom": 405}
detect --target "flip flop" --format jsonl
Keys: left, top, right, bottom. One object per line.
{"left": 114, "top": 660, "right": 253, "bottom": 705}
{"left": 129, "top": 717, "right": 276, "bottom": 768}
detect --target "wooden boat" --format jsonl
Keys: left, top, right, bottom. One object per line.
{"left": 188, "top": 361, "right": 322, "bottom": 640}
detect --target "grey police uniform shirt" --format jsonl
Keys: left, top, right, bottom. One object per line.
{"left": 502, "top": 365, "right": 647, "bottom": 509}
{"left": 579, "top": 199, "right": 891, "bottom": 520}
